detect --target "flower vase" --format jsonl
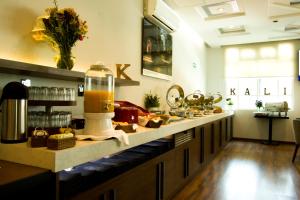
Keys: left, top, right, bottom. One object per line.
{"left": 57, "top": 47, "right": 74, "bottom": 70}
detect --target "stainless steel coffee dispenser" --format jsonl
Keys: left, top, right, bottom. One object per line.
{"left": 0, "top": 82, "right": 28, "bottom": 143}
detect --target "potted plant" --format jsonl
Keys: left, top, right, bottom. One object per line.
{"left": 144, "top": 92, "right": 160, "bottom": 112}
{"left": 226, "top": 98, "right": 234, "bottom": 110}
{"left": 255, "top": 100, "right": 263, "bottom": 111}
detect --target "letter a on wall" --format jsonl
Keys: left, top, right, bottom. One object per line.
{"left": 244, "top": 88, "right": 250, "bottom": 95}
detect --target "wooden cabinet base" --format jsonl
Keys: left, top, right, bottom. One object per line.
{"left": 64, "top": 116, "right": 233, "bottom": 200}
{"left": 70, "top": 161, "right": 157, "bottom": 200}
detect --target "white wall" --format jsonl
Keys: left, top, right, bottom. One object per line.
{"left": 206, "top": 47, "right": 225, "bottom": 96}
{"left": 0, "top": 0, "right": 206, "bottom": 115}
{"left": 207, "top": 40, "right": 300, "bottom": 142}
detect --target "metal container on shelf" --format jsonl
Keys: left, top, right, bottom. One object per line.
{"left": 0, "top": 82, "right": 28, "bottom": 143}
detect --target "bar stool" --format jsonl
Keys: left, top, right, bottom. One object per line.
{"left": 292, "top": 119, "right": 300, "bottom": 162}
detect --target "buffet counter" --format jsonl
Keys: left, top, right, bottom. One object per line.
{"left": 0, "top": 111, "right": 233, "bottom": 172}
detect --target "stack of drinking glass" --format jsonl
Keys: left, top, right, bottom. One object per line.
{"left": 28, "top": 86, "right": 76, "bottom": 101}
{"left": 28, "top": 111, "right": 72, "bottom": 128}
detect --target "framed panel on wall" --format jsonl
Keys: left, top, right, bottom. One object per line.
{"left": 142, "top": 18, "right": 172, "bottom": 81}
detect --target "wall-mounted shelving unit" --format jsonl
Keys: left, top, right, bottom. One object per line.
{"left": 0, "top": 58, "right": 140, "bottom": 86}
{"left": 28, "top": 100, "right": 77, "bottom": 107}
{"left": 28, "top": 100, "right": 77, "bottom": 113}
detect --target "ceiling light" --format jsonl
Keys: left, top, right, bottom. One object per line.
{"left": 201, "top": 0, "right": 241, "bottom": 16}
{"left": 285, "top": 24, "right": 300, "bottom": 31}
{"left": 218, "top": 7, "right": 224, "bottom": 12}
{"left": 290, "top": 0, "right": 300, "bottom": 5}
{"left": 219, "top": 25, "right": 246, "bottom": 34}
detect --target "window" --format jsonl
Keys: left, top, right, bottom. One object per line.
{"left": 225, "top": 42, "right": 294, "bottom": 110}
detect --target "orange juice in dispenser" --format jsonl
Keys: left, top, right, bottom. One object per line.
{"left": 84, "top": 63, "right": 115, "bottom": 136}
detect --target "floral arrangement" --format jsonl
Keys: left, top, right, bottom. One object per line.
{"left": 32, "top": 0, "right": 88, "bottom": 70}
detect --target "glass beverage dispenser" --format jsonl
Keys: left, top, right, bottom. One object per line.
{"left": 84, "top": 63, "right": 115, "bottom": 136}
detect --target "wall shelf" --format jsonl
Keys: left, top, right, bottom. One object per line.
{"left": 28, "top": 100, "right": 77, "bottom": 107}
{"left": 0, "top": 58, "right": 140, "bottom": 86}
{"left": 28, "top": 100, "right": 77, "bottom": 113}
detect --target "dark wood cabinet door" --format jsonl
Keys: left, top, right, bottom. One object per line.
{"left": 114, "top": 164, "right": 156, "bottom": 200}
{"left": 173, "top": 128, "right": 202, "bottom": 196}
{"left": 226, "top": 116, "right": 233, "bottom": 141}
{"left": 202, "top": 123, "right": 213, "bottom": 165}
{"left": 221, "top": 118, "right": 227, "bottom": 147}
{"left": 70, "top": 162, "right": 157, "bottom": 200}
{"left": 174, "top": 143, "right": 188, "bottom": 190}
{"left": 189, "top": 128, "right": 201, "bottom": 176}
{"left": 156, "top": 150, "right": 176, "bottom": 200}
{"left": 213, "top": 120, "right": 221, "bottom": 154}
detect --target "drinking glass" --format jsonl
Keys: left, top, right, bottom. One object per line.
{"left": 49, "top": 87, "right": 59, "bottom": 101}
{"left": 70, "top": 88, "right": 76, "bottom": 101}
{"left": 28, "top": 87, "right": 34, "bottom": 100}
{"left": 44, "top": 114, "right": 50, "bottom": 128}
{"left": 29, "top": 86, "right": 39, "bottom": 100}
{"left": 58, "top": 87, "right": 67, "bottom": 101}
{"left": 31, "top": 111, "right": 39, "bottom": 127}
{"left": 66, "top": 88, "right": 72, "bottom": 101}
{"left": 59, "top": 112, "right": 67, "bottom": 127}
{"left": 40, "top": 87, "right": 48, "bottom": 100}
{"left": 66, "top": 112, "right": 72, "bottom": 127}
{"left": 50, "top": 112, "right": 59, "bottom": 128}
{"left": 37, "top": 112, "right": 45, "bottom": 128}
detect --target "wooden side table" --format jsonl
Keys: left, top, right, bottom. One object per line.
{"left": 254, "top": 115, "right": 289, "bottom": 145}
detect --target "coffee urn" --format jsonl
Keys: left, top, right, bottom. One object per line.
{"left": 0, "top": 82, "right": 29, "bottom": 143}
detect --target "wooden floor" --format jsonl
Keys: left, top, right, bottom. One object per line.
{"left": 173, "top": 141, "right": 300, "bottom": 200}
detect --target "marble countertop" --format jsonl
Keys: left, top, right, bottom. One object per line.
{"left": 0, "top": 111, "right": 234, "bottom": 172}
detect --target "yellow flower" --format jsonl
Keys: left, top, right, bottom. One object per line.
{"left": 32, "top": 30, "right": 45, "bottom": 41}
{"left": 32, "top": 4, "right": 88, "bottom": 70}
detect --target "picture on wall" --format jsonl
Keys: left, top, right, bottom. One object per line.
{"left": 142, "top": 18, "right": 172, "bottom": 80}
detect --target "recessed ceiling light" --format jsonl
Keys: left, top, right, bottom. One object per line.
{"left": 218, "top": 7, "right": 224, "bottom": 12}
{"left": 219, "top": 25, "right": 246, "bottom": 34}
{"left": 201, "top": 0, "right": 241, "bottom": 16}
{"left": 285, "top": 24, "right": 300, "bottom": 31}
{"left": 290, "top": 0, "right": 300, "bottom": 5}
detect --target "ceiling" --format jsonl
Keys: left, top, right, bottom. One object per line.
{"left": 164, "top": 0, "right": 300, "bottom": 47}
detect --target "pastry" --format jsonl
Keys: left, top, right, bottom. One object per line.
{"left": 138, "top": 116, "right": 163, "bottom": 128}
{"left": 115, "top": 123, "right": 138, "bottom": 133}
{"left": 30, "top": 129, "right": 49, "bottom": 148}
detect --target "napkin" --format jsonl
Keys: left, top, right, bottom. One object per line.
{"left": 76, "top": 130, "right": 129, "bottom": 145}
